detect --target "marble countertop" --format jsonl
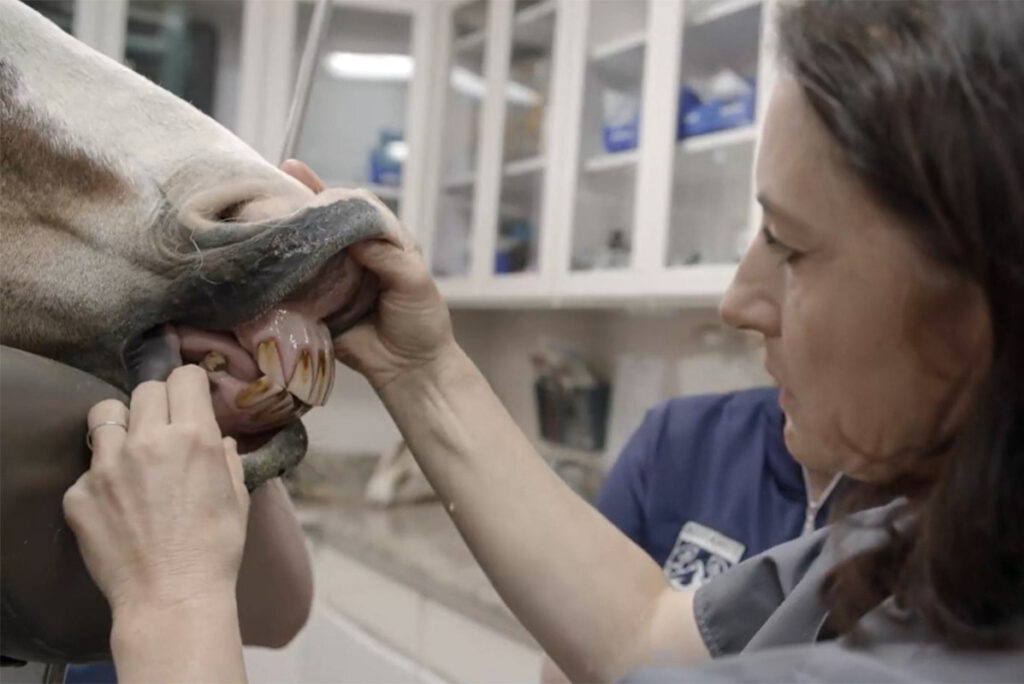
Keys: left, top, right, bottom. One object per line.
{"left": 287, "top": 454, "right": 539, "bottom": 648}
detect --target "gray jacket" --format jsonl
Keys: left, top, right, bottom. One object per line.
{"left": 630, "top": 502, "right": 1024, "bottom": 682}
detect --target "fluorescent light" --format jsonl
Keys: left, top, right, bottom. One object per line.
{"left": 321, "top": 50, "right": 542, "bottom": 106}
{"left": 450, "top": 65, "right": 541, "bottom": 106}
{"left": 322, "top": 51, "right": 413, "bottom": 81}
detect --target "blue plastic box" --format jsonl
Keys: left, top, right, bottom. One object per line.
{"left": 368, "top": 129, "right": 404, "bottom": 186}
{"left": 369, "top": 149, "right": 402, "bottom": 186}
{"left": 602, "top": 118, "right": 640, "bottom": 153}
{"left": 676, "top": 82, "right": 757, "bottom": 140}
{"left": 601, "top": 89, "right": 641, "bottom": 153}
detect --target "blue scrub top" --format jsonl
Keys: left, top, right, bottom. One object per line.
{"left": 595, "top": 387, "right": 833, "bottom": 588}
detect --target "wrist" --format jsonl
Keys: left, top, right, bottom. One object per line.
{"left": 111, "top": 591, "right": 239, "bottom": 647}
{"left": 110, "top": 592, "right": 243, "bottom": 682}
{"left": 378, "top": 341, "right": 475, "bottom": 401}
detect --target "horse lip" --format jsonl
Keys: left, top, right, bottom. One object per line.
{"left": 165, "top": 196, "right": 388, "bottom": 333}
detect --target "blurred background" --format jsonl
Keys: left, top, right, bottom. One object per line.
{"left": 26, "top": 0, "right": 772, "bottom": 680}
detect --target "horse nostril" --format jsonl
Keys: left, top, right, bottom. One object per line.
{"left": 215, "top": 201, "right": 246, "bottom": 223}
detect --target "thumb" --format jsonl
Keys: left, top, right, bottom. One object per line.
{"left": 332, "top": 321, "right": 377, "bottom": 367}
{"left": 348, "top": 239, "right": 432, "bottom": 294}
{"left": 281, "top": 159, "right": 326, "bottom": 193}
{"left": 222, "top": 437, "right": 246, "bottom": 497}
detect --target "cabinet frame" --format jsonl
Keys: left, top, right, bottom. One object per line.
{"left": 425, "top": 0, "right": 777, "bottom": 309}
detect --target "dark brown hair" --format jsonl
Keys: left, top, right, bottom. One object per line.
{"left": 777, "top": 0, "right": 1024, "bottom": 647}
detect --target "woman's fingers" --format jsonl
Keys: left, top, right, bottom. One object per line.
{"left": 347, "top": 239, "right": 431, "bottom": 294}
{"left": 281, "top": 159, "right": 326, "bottom": 193}
{"left": 129, "top": 381, "right": 169, "bottom": 434}
{"left": 222, "top": 437, "right": 247, "bottom": 500}
{"left": 167, "top": 364, "right": 219, "bottom": 431}
{"left": 87, "top": 399, "right": 129, "bottom": 469}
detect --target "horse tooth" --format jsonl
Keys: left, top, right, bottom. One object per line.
{"left": 254, "top": 393, "right": 296, "bottom": 423}
{"left": 235, "top": 375, "right": 285, "bottom": 409}
{"left": 286, "top": 349, "right": 314, "bottom": 404}
{"left": 322, "top": 350, "right": 335, "bottom": 405}
{"left": 200, "top": 351, "right": 228, "bottom": 373}
{"left": 308, "top": 322, "right": 331, "bottom": 406}
{"left": 323, "top": 355, "right": 337, "bottom": 402}
{"left": 307, "top": 350, "right": 322, "bottom": 406}
{"left": 310, "top": 349, "right": 328, "bottom": 406}
{"left": 257, "top": 339, "right": 287, "bottom": 388}
{"left": 293, "top": 401, "right": 312, "bottom": 419}
{"left": 312, "top": 319, "right": 335, "bottom": 406}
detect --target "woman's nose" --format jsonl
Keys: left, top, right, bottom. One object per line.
{"left": 719, "top": 247, "right": 781, "bottom": 338}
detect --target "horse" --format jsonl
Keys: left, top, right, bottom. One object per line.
{"left": 1, "top": 0, "right": 401, "bottom": 662}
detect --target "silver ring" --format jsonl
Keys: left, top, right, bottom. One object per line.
{"left": 86, "top": 421, "right": 127, "bottom": 450}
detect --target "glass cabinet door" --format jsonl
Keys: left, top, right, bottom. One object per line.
{"left": 493, "top": 0, "right": 558, "bottom": 276}
{"left": 123, "top": 0, "right": 244, "bottom": 132}
{"left": 432, "top": 0, "right": 489, "bottom": 279}
{"left": 666, "top": 0, "right": 762, "bottom": 267}
{"left": 568, "top": 0, "right": 649, "bottom": 272}
{"left": 23, "top": 1, "right": 74, "bottom": 34}
{"left": 293, "top": 3, "right": 414, "bottom": 215}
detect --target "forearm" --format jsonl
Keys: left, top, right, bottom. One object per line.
{"left": 112, "top": 595, "right": 246, "bottom": 683}
{"left": 236, "top": 479, "right": 313, "bottom": 647}
{"left": 378, "top": 346, "right": 707, "bottom": 681}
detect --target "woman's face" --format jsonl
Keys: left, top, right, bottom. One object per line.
{"left": 720, "top": 76, "right": 991, "bottom": 482}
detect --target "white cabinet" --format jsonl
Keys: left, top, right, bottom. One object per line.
{"left": 422, "top": 0, "right": 778, "bottom": 308}
{"left": 40, "top": 0, "right": 776, "bottom": 309}
{"left": 290, "top": 0, "right": 434, "bottom": 225}
{"left": 423, "top": 0, "right": 570, "bottom": 305}
{"left": 244, "top": 0, "right": 436, "bottom": 239}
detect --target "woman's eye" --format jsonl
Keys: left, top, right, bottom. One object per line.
{"left": 761, "top": 226, "right": 803, "bottom": 265}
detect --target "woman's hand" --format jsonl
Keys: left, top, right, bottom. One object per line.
{"left": 63, "top": 365, "right": 250, "bottom": 615}
{"left": 281, "top": 159, "right": 459, "bottom": 391}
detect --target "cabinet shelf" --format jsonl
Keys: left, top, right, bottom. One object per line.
{"left": 515, "top": 0, "right": 556, "bottom": 27}
{"left": 512, "top": 0, "right": 557, "bottom": 50}
{"left": 590, "top": 31, "right": 646, "bottom": 85}
{"left": 679, "top": 125, "right": 756, "bottom": 154}
{"left": 503, "top": 155, "right": 546, "bottom": 177}
{"left": 453, "top": 28, "right": 486, "bottom": 54}
{"left": 590, "top": 30, "right": 646, "bottom": 63}
{"left": 437, "top": 264, "right": 736, "bottom": 309}
{"left": 443, "top": 171, "right": 476, "bottom": 190}
{"left": 687, "top": 0, "right": 762, "bottom": 27}
{"left": 583, "top": 149, "right": 639, "bottom": 173}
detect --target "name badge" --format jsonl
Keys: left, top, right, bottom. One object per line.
{"left": 663, "top": 521, "right": 746, "bottom": 589}
{"left": 678, "top": 521, "right": 745, "bottom": 564}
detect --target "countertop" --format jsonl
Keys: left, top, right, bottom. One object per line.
{"left": 287, "top": 453, "right": 540, "bottom": 648}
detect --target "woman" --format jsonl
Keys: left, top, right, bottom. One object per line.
{"left": 65, "top": 1, "right": 1023, "bottom": 680}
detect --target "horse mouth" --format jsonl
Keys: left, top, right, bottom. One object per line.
{"left": 132, "top": 248, "right": 379, "bottom": 440}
